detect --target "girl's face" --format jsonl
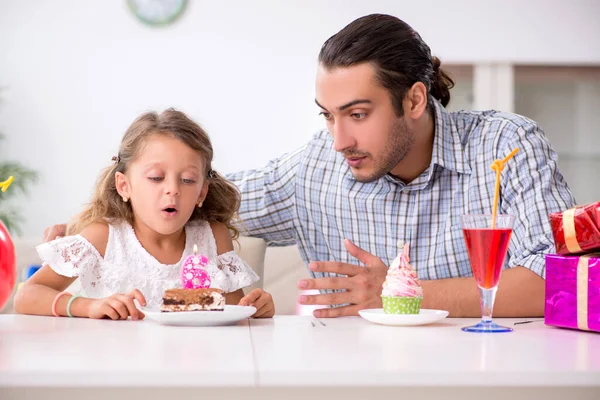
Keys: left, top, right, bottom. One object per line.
{"left": 116, "top": 134, "right": 208, "bottom": 236}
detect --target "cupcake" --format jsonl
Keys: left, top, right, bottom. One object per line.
{"left": 381, "top": 242, "right": 423, "bottom": 314}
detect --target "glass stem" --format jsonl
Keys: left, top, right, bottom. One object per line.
{"left": 479, "top": 286, "right": 498, "bottom": 323}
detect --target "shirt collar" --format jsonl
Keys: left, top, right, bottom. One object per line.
{"left": 430, "top": 99, "right": 471, "bottom": 175}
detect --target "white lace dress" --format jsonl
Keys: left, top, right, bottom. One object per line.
{"left": 36, "top": 220, "right": 259, "bottom": 308}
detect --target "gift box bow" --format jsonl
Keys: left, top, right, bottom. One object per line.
{"left": 574, "top": 254, "right": 596, "bottom": 331}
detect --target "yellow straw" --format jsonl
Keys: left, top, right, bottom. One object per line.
{"left": 490, "top": 149, "right": 519, "bottom": 229}
{"left": 0, "top": 176, "right": 14, "bottom": 193}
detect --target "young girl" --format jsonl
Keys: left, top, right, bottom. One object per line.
{"left": 15, "top": 109, "right": 274, "bottom": 319}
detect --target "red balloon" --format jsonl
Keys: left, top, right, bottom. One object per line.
{"left": 0, "top": 221, "right": 16, "bottom": 311}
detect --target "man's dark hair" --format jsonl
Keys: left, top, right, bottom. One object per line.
{"left": 318, "top": 14, "right": 454, "bottom": 116}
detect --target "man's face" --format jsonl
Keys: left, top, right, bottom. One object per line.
{"left": 315, "top": 63, "right": 414, "bottom": 182}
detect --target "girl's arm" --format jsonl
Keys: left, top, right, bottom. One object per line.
{"left": 210, "top": 221, "right": 245, "bottom": 305}
{"left": 210, "top": 222, "right": 274, "bottom": 317}
{"left": 14, "top": 223, "right": 110, "bottom": 317}
{"left": 14, "top": 265, "right": 78, "bottom": 316}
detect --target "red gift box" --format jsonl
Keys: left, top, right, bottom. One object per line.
{"left": 549, "top": 202, "right": 600, "bottom": 255}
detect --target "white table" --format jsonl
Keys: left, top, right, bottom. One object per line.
{"left": 1, "top": 314, "right": 599, "bottom": 400}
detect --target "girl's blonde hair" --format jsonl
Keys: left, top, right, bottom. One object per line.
{"left": 67, "top": 109, "right": 241, "bottom": 238}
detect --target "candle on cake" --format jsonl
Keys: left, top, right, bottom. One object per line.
{"left": 181, "top": 244, "right": 211, "bottom": 289}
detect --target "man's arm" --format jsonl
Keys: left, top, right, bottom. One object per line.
{"left": 226, "top": 146, "right": 305, "bottom": 245}
{"left": 422, "top": 266, "right": 544, "bottom": 318}
{"left": 43, "top": 224, "right": 67, "bottom": 242}
{"left": 299, "top": 241, "right": 545, "bottom": 318}
{"left": 428, "top": 119, "right": 572, "bottom": 318}
{"left": 499, "top": 123, "right": 576, "bottom": 278}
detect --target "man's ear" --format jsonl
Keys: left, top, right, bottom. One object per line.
{"left": 404, "top": 81, "right": 428, "bottom": 120}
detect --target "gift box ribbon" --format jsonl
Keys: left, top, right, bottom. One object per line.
{"left": 577, "top": 255, "right": 591, "bottom": 331}
{"left": 563, "top": 207, "right": 583, "bottom": 254}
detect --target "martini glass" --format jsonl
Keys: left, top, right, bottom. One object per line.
{"left": 461, "top": 214, "right": 514, "bottom": 333}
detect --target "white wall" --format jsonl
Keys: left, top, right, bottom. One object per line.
{"left": 1, "top": 0, "right": 599, "bottom": 238}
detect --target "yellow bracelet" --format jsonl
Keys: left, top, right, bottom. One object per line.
{"left": 66, "top": 294, "right": 82, "bottom": 318}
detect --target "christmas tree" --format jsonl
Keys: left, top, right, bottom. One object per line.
{"left": 0, "top": 134, "right": 38, "bottom": 235}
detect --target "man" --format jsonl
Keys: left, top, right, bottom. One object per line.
{"left": 225, "top": 14, "right": 574, "bottom": 318}
{"left": 46, "top": 14, "right": 575, "bottom": 318}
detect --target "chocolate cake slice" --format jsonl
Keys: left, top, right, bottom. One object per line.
{"left": 161, "top": 288, "right": 225, "bottom": 312}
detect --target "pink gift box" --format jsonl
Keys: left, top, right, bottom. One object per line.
{"left": 545, "top": 254, "right": 600, "bottom": 332}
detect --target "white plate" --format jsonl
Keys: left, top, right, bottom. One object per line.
{"left": 358, "top": 308, "right": 449, "bottom": 326}
{"left": 143, "top": 305, "right": 256, "bottom": 327}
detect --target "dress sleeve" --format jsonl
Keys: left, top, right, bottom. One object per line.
{"left": 36, "top": 235, "right": 103, "bottom": 278}
{"left": 204, "top": 250, "right": 260, "bottom": 293}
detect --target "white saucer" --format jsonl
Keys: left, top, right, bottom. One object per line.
{"left": 358, "top": 308, "right": 449, "bottom": 326}
{"left": 143, "top": 305, "right": 256, "bottom": 327}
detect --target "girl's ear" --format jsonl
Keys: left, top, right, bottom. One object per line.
{"left": 197, "top": 181, "right": 209, "bottom": 206}
{"left": 115, "top": 172, "right": 131, "bottom": 200}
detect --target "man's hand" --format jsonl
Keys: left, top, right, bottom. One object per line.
{"left": 43, "top": 224, "right": 67, "bottom": 242}
{"left": 297, "top": 239, "right": 387, "bottom": 318}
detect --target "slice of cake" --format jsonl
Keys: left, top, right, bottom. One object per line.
{"left": 161, "top": 288, "right": 225, "bottom": 312}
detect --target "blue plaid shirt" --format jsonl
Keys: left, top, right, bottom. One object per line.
{"left": 227, "top": 100, "right": 575, "bottom": 280}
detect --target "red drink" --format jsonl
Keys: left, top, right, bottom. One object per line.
{"left": 462, "top": 228, "right": 512, "bottom": 289}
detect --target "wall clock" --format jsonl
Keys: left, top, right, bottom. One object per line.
{"left": 127, "top": 0, "right": 188, "bottom": 26}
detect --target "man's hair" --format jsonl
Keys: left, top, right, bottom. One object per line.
{"left": 318, "top": 14, "right": 454, "bottom": 116}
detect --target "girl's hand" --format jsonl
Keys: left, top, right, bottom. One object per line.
{"left": 87, "top": 289, "right": 147, "bottom": 320}
{"left": 239, "top": 288, "right": 275, "bottom": 318}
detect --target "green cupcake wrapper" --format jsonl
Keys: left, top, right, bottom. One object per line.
{"left": 381, "top": 296, "right": 422, "bottom": 315}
